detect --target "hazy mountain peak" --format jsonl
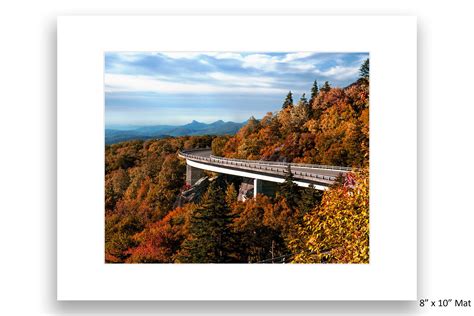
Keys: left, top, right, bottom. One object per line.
{"left": 105, "top": 119, "right": 246, "bottom": 144}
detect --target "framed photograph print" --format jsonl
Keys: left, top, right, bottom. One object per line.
{"left": 57, "top": 15, "right": 417, "bottom": 300}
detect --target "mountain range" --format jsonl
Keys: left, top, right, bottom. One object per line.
{"left": 105, "top": 120, "right": 246, "bottom": 144}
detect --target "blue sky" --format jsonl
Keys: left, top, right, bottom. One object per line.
{"left": 105, "top": 52, "right": 368, "bottom": 128}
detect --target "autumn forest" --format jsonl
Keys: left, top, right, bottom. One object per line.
{"left": 105, "top": 58, "right": 370, "bottom": 264}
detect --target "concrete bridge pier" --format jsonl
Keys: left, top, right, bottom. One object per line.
{"left": 186, "top": 165, "right": 204, "bottom": 186}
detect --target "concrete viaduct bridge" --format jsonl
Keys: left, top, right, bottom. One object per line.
{"left": 178, "top": 148, "right": 351, "bottom": 196}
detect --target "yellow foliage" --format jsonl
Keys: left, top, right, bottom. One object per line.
{"left": 288, "top": 169, "right": 369, "bottom": 263}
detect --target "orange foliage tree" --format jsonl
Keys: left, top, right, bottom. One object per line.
{"left": 288, "top": 169, "right": 369, "bottom": 263}
{"left": 105, "top": 60, "right": 370, "bottom": 263}
{"left": 125, "top": 204, "right": 194, "bottom": 263}
{"left": 219, "top": 78, "right": 369, "bottom": 168}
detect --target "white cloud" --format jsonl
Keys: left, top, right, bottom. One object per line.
{"left": 207, "top": 52, "right": 243, "bottom": 60}
{"left": 240, "top": 53, "right": 317, "bottom": 73}
{"left": 106, "top": 52, "right": 363, "bottom": 93}
{"left": 159, "top": 52, "right": 204, "bottom": 59}
{"left": 315, "top": 65, "right": 360, "bottom": 80}
{"left": 112, "top": 52, "right": 321, "bottom": 75}
{"left": 207, "top": 72, "right": 275, "bottom": 87}
{"left": 281, "top": 52, "right": 313, "bottom": 62}
{"left": 156, "top": 52, "right": 317, "bottom": 66}
{"left": 241, "top": 54, "right": 280, "bottom": 71}
{"left": 290, "top": 63, "right": 315, "bottom": 71}
{"left": 105, "top": 73, "right": 286, "bottom": 94}
{"left": 158, "top": 52, "right": 246, "bottom": 61}
{"left": 115, "top": 52, "right": 143, "bottom": 62}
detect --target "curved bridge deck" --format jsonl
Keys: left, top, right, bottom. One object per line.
{"left": 178, "top": 148, "right": 351, "bottom": 190}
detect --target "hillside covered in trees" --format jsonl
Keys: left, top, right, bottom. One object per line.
{"left": 212, "top": 65, "right": 369, "bottom": 167}
{"left": 105, "top": 59, "right": 370, "bottom": 264}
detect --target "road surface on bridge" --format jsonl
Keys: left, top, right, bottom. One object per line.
{"left": 178, "top": 149, "right": 351, "bottom": 188}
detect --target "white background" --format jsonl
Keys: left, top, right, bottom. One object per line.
{"left": 0, "top": 0, "right": 473, "bottom": 315}
{"left": 58, "top": 16, "right": 416, "bottom": 301}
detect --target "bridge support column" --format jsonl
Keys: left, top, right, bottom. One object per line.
{"left": 186, "top": 164, "right": 204, "bottom": 186}
{"left": 253, "top": 179, "right": 262, "bottom": 198}
{"left": 253, "top": 179, "right": 278, "bottom": 198}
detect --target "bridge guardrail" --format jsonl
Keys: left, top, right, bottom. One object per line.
{"left": 178, "top": 150, "right": 341, "bottom": 183}
{"left": 208, "top": 154, "right": 351, "bottom": 171}
{"left": 179, "top": 149, "right": 351, "bottom": 171}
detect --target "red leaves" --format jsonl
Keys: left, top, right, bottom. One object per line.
{"left": 126, "top": 206, "right": 192, "bottom": 263}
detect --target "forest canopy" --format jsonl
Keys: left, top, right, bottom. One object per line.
{"left": 105, "top": 59, "right": 370, "bottom": 264}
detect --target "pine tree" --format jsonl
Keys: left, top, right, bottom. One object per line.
{"left": 299, "top": 93, "right": 308, "bottom": 107}
{"left": 225, "top": 182, "right": 237, "bottom": 207}
{"left": 359, "top": 58, "right": 369, "bottom": 80}
{"left": 282, "top": 91, "right": 293, "bottom": 109}
{"left": 278, "top": 165, "right": 300, "bottom": 210}
{"left": 310, "top": 80, "right": 319, "bottom": 105}
{"left": 321, "top": 81, "right": 331, "bottom": 93}
{"left": 298, "top": 93, "right": 312, "bottom": 118}
{"left": 298, "top": 184, "right": 323, "bottom": 216}
{"left": 179, "top": 180, "right": 235, "bottom": 263}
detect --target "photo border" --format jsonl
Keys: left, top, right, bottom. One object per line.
{"left": 57, "top": 15, "right": 417, "bottom": 300}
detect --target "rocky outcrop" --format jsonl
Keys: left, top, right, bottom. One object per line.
{"left": 174, "top": 176, "right": 210, "bottom": 208}
{"left": 175, "top": 176, "right": 257, "bottom": 206}
{"left": 237, "top": 178, "right": 254, "bottom": 202}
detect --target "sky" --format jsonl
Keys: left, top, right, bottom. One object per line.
{"left": 105, "top": 52, "right": 369, "bottom": 128}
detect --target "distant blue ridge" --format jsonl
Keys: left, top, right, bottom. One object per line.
{"left": 105, "top": 120, "right": 246, "bottom": 144}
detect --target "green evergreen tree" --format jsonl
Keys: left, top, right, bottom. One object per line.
{"left": 321, "top": 81, "right": 331, "bottom": 93}
{"left": 225, "top": 182, "right": 238, "bottom": 206}
{"left": 179, "top": 180, "right": 235, "bottom": 263}
{"left": 299, "top": 93, "right": 308, "bottom": 107}
{"left": 282, "top": 91, "right": 293, "bottom": 109}
{"left": 278, "top": 165, "right": 300, "bottom": 210}
{"left": 298, "top": 93, "right": 312, "bottom": 118}
{"left": 310, "top": 80, "right": 319, "bottom": 105}
{"left": 298, "top": 184, "right": 323, "bottom": 216}
{"left": 359, "top": 58, "right": 369, "bottom": 80}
